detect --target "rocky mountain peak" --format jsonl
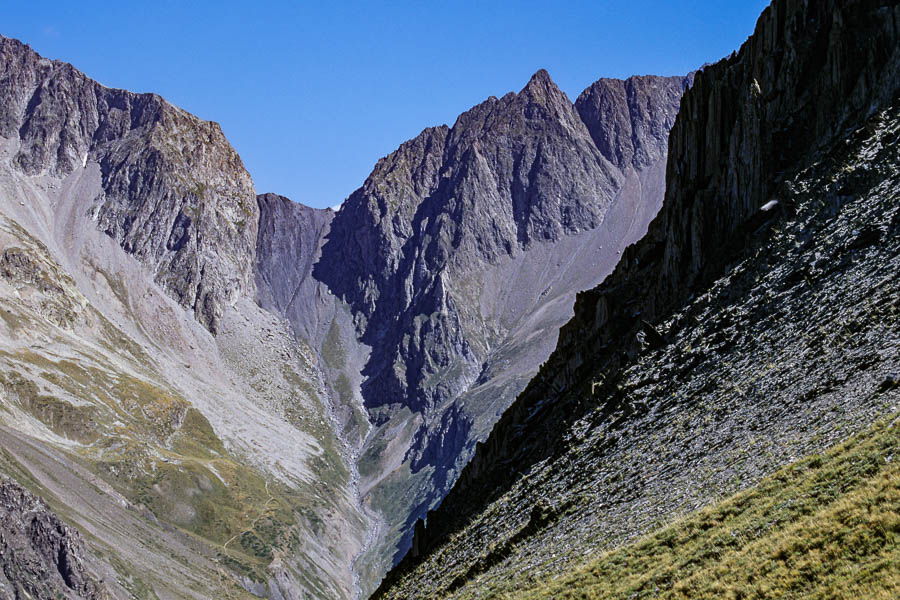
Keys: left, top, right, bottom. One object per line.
{"left": 310, "top": 67, "right": 692, "bottom": 585}
{"left": 353, "top": 124, "right": 450, "bottom": 226}
{"left": 519, "top": 68, "right": 567, "bottom": 104}
{"left": 0, "top": 35, "right": 258, "bottom": 333}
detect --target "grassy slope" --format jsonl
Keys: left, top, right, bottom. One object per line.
{"left": 484, "top": 409, "right": 900, "bottom": 600}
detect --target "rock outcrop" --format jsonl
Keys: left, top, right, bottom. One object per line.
{"left": 307, "top": 70, "right": 690, "bottom": 578}
{"left": 0, "top": 477, "right": 109, "bottom": 600}
{"left": 374, "top": 0, "right": 900, "bottom": 597}
{"left": 255, "top": 192, "right": 334, "bottom": 338}
{"left": 0, "top": 36, "right": 258, "bottom": 332}
{"left": 576, "top": 75, "right": 689, "bottom": 172}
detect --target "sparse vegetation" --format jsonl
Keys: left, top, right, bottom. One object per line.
{"left": 0, "top": 348, "right": 312, "bottom": 584}
{"left": 322, "top": 318, "right": 345, "bottom": 370}
{"left": 0, "top": 371, "right": 102, "bottom": 443}
{"left": 493, "top": 414, "right": 900, "bottom": 600}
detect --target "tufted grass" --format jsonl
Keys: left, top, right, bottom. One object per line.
{"left": 495, "top": 412, "right": 900, "bottom": 600}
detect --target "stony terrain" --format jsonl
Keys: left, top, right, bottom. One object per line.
{"left": 0, "top": 36, "right": 366, "bottom": 599}
{"left": 375, "top": 0, "right": 900, "bottom": 597}
{"left": 1, "top": 36, "right": 258, "bottom": 333}
{"left": 510, "top": 409, "right": 900, "bottom": 599}
{"left": 245, "top": 64, "right": 693, "bottom": 588}
{"left": 7, "top": 0, "right": 898, "bottom": 596}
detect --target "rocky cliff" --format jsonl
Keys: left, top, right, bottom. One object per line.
{"left": 0, "top": 477, "right": 111, "bottom": 600}
{"left": 375, "top": 0, "right": 900, "bottom": 596}
{"left": 255, "top": 192, "right": 334, "bottom": 337}
{"left": 0, "top": 36, "right": 257, "bottom": 332}
{"left": 576, "top": 75, "right": 687, "bottom": 172}
{"left": 307, "top": 70, "right": 690, "bottom": 580}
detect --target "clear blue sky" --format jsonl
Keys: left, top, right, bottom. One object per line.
{"left": 5, "top": 1, "right": 769, "bottom": 208}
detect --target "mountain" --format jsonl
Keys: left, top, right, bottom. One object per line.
{"left": 0, "top": 32, "right": 690, "bottom": 600}
{"left": 0, "top": 37, "right": 258, "bottom": 333}
{"left": 0, "top": 35, "right": 364, "bottom": 599}
{"left": 374, "top": 0, "right": 900, "bottom": 597}
{"left": 258, "top": 69, "right": 691, "bottom": 585}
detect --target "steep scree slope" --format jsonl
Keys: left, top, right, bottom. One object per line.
{"left": 0, "top": 36, "right": 366, "bottom": 600}
{"left": 513, "top": 408, "right": 900, "bottom": 599}
{"left": 375, "top": 0, "right": 900, "bottom": 597}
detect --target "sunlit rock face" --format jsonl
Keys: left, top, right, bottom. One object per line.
{"left": 1, "top": 36, "right": 258, "bottom": 333}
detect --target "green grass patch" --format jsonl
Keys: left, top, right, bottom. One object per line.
{"left": 322, "top": 318, "right": 345, "bottom": 370}
{"left": 0, "top": 371, "right": 102, "bottom": 443}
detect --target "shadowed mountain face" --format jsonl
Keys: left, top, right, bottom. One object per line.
{"left": 374, "top": 0, "right": 900, "bottom": 597}
{"left": 255, "top": 192, "right": 334, "bottom": 335}
{"left": 290, "top": 70, "right": 691, "bottom": 579}
{"left": 0, "top": 29, "right": 691, "bottom": 600}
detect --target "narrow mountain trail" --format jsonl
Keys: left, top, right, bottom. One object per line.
{"left": 222, "top": 480, "right": 276, "bottom": 551}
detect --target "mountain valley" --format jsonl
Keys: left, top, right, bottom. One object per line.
{"left": 1, "top": 1, "right": 899, "bottom": 599}
{"left": 0, "top": 29, "right": 688, "bottom": 600}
